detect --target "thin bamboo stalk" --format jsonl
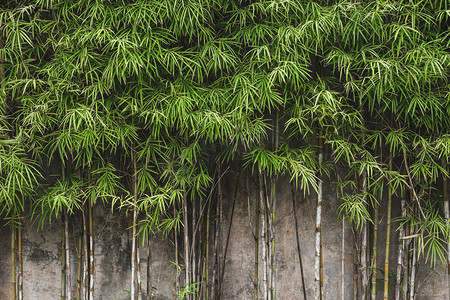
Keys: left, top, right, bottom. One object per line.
{"left": 342, "top": 218, "right": 345, "bottom": 300}
{"left": 174, "top": 204, "right": 180, "bottom": 295}
{"left": 205, "top": 194, "right": 211, "bottom": 300}
{"left": 88, "top": 202, "right": 94, "bottom": 300}
{"left": 131, "top": 144, "right": 137, "bottom": 300}
{"left": 254, "top": 172, "right": 260, "bottom": 300}
{"left": 192, "top": 195, "right": 197, "bottom": 290}
{"left": 18, "top": 220, "right": 23, "bottom": 300}
{"left": 77, "top": 234, "right": 82, "bottom": 300}
{"left": 395, "top": 199, "right": 406, "bottom": 300}
{"left": 292, "top": 186, "right": 307, "bottom": 300}
{"left": 443, "top": 169, "right": 449, "bottom": 297}
{"left": 65, "top": 209, "right": 72, "bottom": 300}
{"left": 211, "top": 190, "right": 220, "bottom": 299}
{"left": 62, "top": 214, "right": 67, "bottom": 300}
{"left": 371, "top": 203, "right": 378, "bottom": 300}
{"left": 12, "top": 223, "right": 16, "bottom": 300}
{"left": 218, "top": 163, "right": 223, "bottom": 296}
{"left": 220, "top": 172, "right": 240, "bottom": 287}
{"left": 409, "top": 233, "right": 417, "bottom": 300}
{"left": 182, "top": 191, "right": 190, "bottom": 299}
{"left": 353, "top": 225, "right": 359, "bottom": 300}
{"left": 360, "top": 139, "right": 368, "bottom": 300}
{"left": 147, "top": 237, "right": 152, "bottom": 300}
{"left": 137, "top": 243, "right": 142, "bottom": 300}
{"left": 383, "top": 157, "right": 392, "bottom": 300}
{"left": 315, "top": 134, "right": 323, "bottom": 300}
{"left": 82, "top": 207, "right": 88, "bottom": 300}
{"left": 259, "top": 171, "right": 268, "bottom": 300}
{"left": 270, "top": 113, "right": 278, "bottom": 300}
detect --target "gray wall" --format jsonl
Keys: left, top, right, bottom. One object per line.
{"left": 0, "top": 168, "right": 448, "bottom": 299}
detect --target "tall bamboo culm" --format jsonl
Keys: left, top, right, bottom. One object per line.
{"left": 314, "top": 133, "right": 323, "bottom": 300}
{"left": 383, "top": 155, "right": 392, "bottom": 300}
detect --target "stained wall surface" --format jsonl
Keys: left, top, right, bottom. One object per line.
{"left": 0, "top": 167, "right": 448, "bottom": 299}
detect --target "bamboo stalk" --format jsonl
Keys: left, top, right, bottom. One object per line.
{"left": 62, "top": 214, "right": 67, "bottom": 300}
{"left": 182, "top": 191, "right": 190, "bottom": 299}
{"left": 18, "top": 219, "right": 23, "bottom": 300}
{"left": 148, "top": 242, "right": 153, "bottom": 298}
{"left": 292, "top": 186, "right": 307, "bottom": 300}
{"left": 82, "top": 207, "right": 88, "bottom": 300}
{"left": 137, "top": 242, "right": 142, "bottom": 300}
{"left": 65, "top": 209, "right": 72, "bottom": 300}
{"left": 315, "top": 134, "right": 323, "bottom": 300}
{"left": 342, "top": 218, "right": 345, "bottom": 300}
{"left": 353, "top": 225, "right": 359, "bottom": 300}
{"left": 409, "top": 232, "right": 417, "bottom": 300}
{"left": 218, "top": 163, "right": 223, "bottom": 297}
{"left": 131, "top": 144, "right": 138, "bottom": 300}
{"left": 259, "top": 171, "right": 268, "bottom": 300}
{"left": 211, "top": 188, "right": 220, "bottom": 300}
{"left": 395, "top": 199, "right": 406, "bottom": 300}
{"left": 192, "top": 194, "right": 197, "bottom": 290}
{"left": 220, "top": 172, "right": 240, "bottom": 287}
{"left": 205, "top": 192, "right": 211, "bottom": 300}
{"left": 254, "top": 172, "right": 260, "bottom": 300}
{"left": 12, "top": 223, "right": 16, "bottom": 300}
{"left": 383, "top": 156, "right": 392, "bottom": 300}
{"left": 77, "top": 234, "right": 82, "bottom": 300}
{"left": 174, "top": 204, "right": 180, "bottom": 295}
{"left": 371, "top": 202, "right": 378, "bottom": 300}
{"left": 88, "top": 201, "right": 94, "bottom": 300}
{"left": 443, "top": 169, "right": 449, "bottom": 297}
{"left": 270, "top": 112, "right": 278, "bottom": 300}
{"left": 131, "top": 209, "right": 136, "bottom": 300}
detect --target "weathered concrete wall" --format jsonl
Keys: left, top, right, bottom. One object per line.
{"left": 0, "top": 166, "right": 448, "bottom": 299}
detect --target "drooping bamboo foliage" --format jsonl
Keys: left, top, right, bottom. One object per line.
{"left": 0, "top": 0, "right": 449, "bottom": 299}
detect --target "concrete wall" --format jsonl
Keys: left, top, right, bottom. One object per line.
{"left": 0, "top": 166, "right": 448, "bottom": 299}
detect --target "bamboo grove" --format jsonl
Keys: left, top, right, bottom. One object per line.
{"left": 0, "top": 0, "right": 449, "bottom": 299}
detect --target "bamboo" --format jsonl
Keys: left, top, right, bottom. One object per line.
{"left": 395, "top": 199, "right": 406, "bottom": 300}
{"left": 292, "top": 186, "right": 307, "bottom": 300}
{"left": 409, "top": 233, "right": 417, "bottom": 300}
{"left": 371, "top": 203, "right": 378, "bottom": 300}
{"left": 205, "top": 193, "right": 211, "bottom": 299}
{"left": 443, "top": 169, "right": 449, "bottom": 297}
{"left": 315, "top": 134, "right": 323, "bottom": 300}
{"left": 18, "top": 220, "right": 23, "bottom": 300}
{"left": 88, "top": 202, "right": 94, "bottom": 300}
{"left": 182, "top": 191, "right": 190, "bottom": 299}
{"left": 77, "top": 234, "right": 82, "bottom": 300}
{"left": 353, "top": 225, "right": 359, "bottom": 300}
{"left": 259, "top": 171, "right": 268, "bottom": 300}
{"left": 12, "top": 223, "right": 16, "bottom": 300}
{"left": 82, "top": 207, "right": 88, "bottom": 300}
{"left": 62, "top": 214, "right": 67, "bottom": 300}
{"left": 130, "top": 209, "right": 137, "bottom": 300}
{"left": 403, "top": 214, "right": 412, "bottom": 300}
{"left": 361, "top": 184, "right": 368, "bottom": 300}
{"left": 254, "top": 172, "right": 260, "bottom": 300}
{"left": 137, "top": 243, "right": 142, "bottom": 300}
{"left": 65, "top": 209, "right": 72, "bottom": 300}
{"left": 131, "top": 144, "right": 137, "bottom": 300}
{"left": 383, "top": 156, "right": 392, "bottom": 300}
{"left": 147, "top": 237, "right": 152, "bottom": 300}
{"left": 174, "top": 204, "right": 180, "bottom": 295}
{"left": 218, "top": 163, "right": 223, "bottom": 296}
{"left": 192, "top": 194, "right": 197, "bottom": 290}
{"left": 342, "top": 218, "right": 345, "bottom": 300}
{"left": 270, "top": 112, "right": 278, "bottom": 300}
{"left": 211, "top": 189, "right": 220, "bottom": 299}
{"left": 220, "top": 172, "right": 239, "bottom": 287}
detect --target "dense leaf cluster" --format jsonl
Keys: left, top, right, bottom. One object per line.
{"left": 0, "top": 0, "right": 449, "bottom": 277}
